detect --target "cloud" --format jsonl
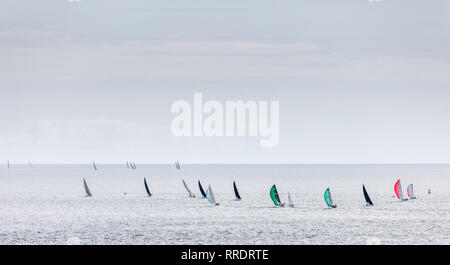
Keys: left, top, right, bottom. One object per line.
{"left": 77, "top": 118, "right": 147, "bottom": 133}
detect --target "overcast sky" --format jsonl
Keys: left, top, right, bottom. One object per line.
{"left": 1, "top": 0, "right": 449, "bottom": 164}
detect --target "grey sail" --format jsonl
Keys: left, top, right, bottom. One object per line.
{"left": 182, "top": 179, "right": 196, "bottom": 198}
{"left": 288, "top": 192, "right": 294, "bottom": 207}
{"left": 83, "top": 178, "right": 92, "bottom": 197}
{"left": 206, "top": 185, "right": 219, "bottom": 205}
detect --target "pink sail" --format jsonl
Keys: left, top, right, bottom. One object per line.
{"left": 394, "top": 179, "right": 401, "bottom": 200}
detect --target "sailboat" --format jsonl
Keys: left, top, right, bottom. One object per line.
{"left": 182, "top": 179, "right": 196, "bottom": 198}
{"left": 362, "top": 185, "right": 374, "bottom": 206}
{"left": 92, "top": 161, "right": 97, "bottom": 171}
{"left": 394, "top": 179, "right": 408, "bottom": 201}
{"left": 126, "top": 161, "right": 130, "bottom": 169}
{"left": 206, "top": 185, "right": 219, "bottom": 206}
{"left": 83, "top": 178, "right": 92, "bottom": 197}
{"left": 144, "top": 178, "right": 152, "bottom": 197}
{"left": 131, "top": 162, "right": 136, "bottom": 169}
{"left": 287, "top": 192, "right": 294, "bottom": 208}
{"left": 198, "top": 180, "right": 207, "bottom": 198}
{"left": 269, "top": 185, "right": 285, "bottom": 207}
{"left": 7, "top": 160, "right": 10, "bottom": 168}
{"left": 407, "top": 184, "right": 416, "bottom": 199}
{"left": 233, "top": 181, "right": 241, "bottom": 201}
{"left": 324, "top": 188, "right": 337, "bottom": 208}
{"left": 175, "top": 160, "right": 181, "bottom": 170}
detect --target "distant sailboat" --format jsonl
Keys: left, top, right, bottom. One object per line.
{"left": 175, "top": 160, "right": 181, "bottom": 170}
{"left": 407, "top": 184, "right": 416, "bottom": 199}
{"left": 206, "top": 185, "right": 219, "bottom": 206}
{"left": 83, "top": 178, "right": 92, "bottom": 197}
{"left": 362, "top": 185, "right": 374, "bottom": 206}
{"left": 92, "top": 161, "right": 97, "bottom": 171}
{"left": 7, "top": 160, "right": 10, "bottom": 168}
{"left": 287, "top": 192, "right": 294, "bottom": 208}
{"left": 182, "top": 179, "right": 196, "bottom": 198}
{"left": 131, "top": 162, "right": 136, "bottom": 169}
{"left": 270, "top": 185, "right": 285, "bottom": 207}
{"left": 126, "top": 161, "right": 130, "bottom": 169}
{"left": 198, "top": 180, "right": 207, "bottom": 198}
{"left": 233, "top": 181, "right": 241, "bottom": 201}
{"left": 324, "top": 188, "right": 337, "bottom": 208}
{"left": 144, "top": 178, "right": 152, "bottom": 197}
{"left": 28, "top": 161, "right": 33, "bottom": 168}
{"left": 394, "top": 179, "right": 408, "bottom": 201}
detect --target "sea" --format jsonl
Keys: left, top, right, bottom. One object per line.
{"left": 1, "top": 164, "right": 449, "bottom": 245}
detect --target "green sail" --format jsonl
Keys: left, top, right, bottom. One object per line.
{"left": 270, "top": 185, "right": 280, "bottom": 206}
{"left": 324, "top": 188, "right": 332, "bottom": 207}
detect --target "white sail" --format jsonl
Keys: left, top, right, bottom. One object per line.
{"left": 206, "top": 185, "right": 218, "bottom": 205}
{"left": 288, "top": 192, "right": 294, "bottom": 207}
{"left": 399, "top": 181, "right": 404, "bottom": 200}
{"left": 182, "top": 179, "right": 195, "bottom": 198}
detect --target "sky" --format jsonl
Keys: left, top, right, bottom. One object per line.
{"left": 0, "top": 0, "right": 450, "bottom": 164}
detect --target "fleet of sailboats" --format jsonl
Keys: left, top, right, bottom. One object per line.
{"left": 76, "top": 173, "right": 420, "bottom": 208}
{"left": 6, "top": 162, "right": 413, "bottom": 207}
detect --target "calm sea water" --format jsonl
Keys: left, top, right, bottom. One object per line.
{"left": 0, "top": 164, "right": 449, "bottom": 245}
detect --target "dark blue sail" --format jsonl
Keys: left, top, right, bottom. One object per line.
{"left": 198, "top": 180, "right": 207, "bottom": 198}
{"left": 144, "top": 178, "right": 152, "bottom": 197}
{"left": 363, "top": 185, "right": 373, "bottom": 206}
{"left": 92, "top": 161, "right": 97, "bottom": 171}
{"left": 233, "top": 181, "right": 241, "bottom": 200}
